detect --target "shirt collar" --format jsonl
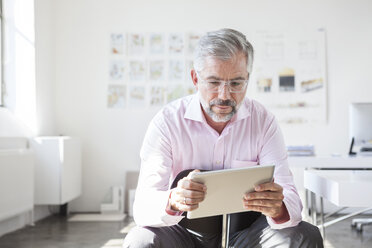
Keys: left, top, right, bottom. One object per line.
{"left": 184, "top": 93, "right": 251, "bottom": 123}
{"left": 231, "top": 97, "right": 251, "bottom": 123}
{"left": 184, "top": 93, "right": 206, "bottom": 122}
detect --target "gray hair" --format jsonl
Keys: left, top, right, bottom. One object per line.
{"left": 193, "top": 28, "right": 254, "bottom": 73}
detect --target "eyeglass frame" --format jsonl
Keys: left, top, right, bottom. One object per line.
{"left": 195, "top": 71, "right": 249, "bottom": 93}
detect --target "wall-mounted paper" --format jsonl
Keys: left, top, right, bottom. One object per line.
{"left": 111, "top": 33, "right": 125, "bottom": 55}
{"left": 129, "top": 61, "right": 146, "bottom": 82}
{"left": 128, "top": 33, "right": 145, "bottom": 56}
{"left": 128, "top": 86, "right": 146, "bottom": 108}
{"left": 169, "top": 60, "right": 184, "bottom": 81}
{"left": 110, "top": 60, "right": 125, "bottom": 81}
{"left": 187, "top": 32, "right": 201, "bottom": 55}
{"left": 108, "top": 85, "right": 126, "bottom": 109}
{"left": 149, "top": 60, "right": 165, "bottom": 81}
{"left": 169, "top": 33, "right": 184, "bottom": 55}
{"left": 150, "top": 85, "right": 165, "bottom": 107}
{"left": 167, "top": 84, "right": 185, "bottom": 103}
{"left": 149, "top": 33, "right": 165, "bottom": 55}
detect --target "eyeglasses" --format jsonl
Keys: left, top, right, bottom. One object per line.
{"left": 196, "top": 72, "right": 248, "bottom": 93}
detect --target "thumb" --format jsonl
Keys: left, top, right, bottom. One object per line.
{"left": 187, "top": 169, "right": 201, "bottom": 179}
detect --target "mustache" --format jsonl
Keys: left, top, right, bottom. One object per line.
{"left": 209, "top": 99, "right": 236, "bottom": 107}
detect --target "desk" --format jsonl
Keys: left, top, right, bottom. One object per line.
{"left": 288, "top": 156, "right": 372, "bottom": 217}
{"left": 288, "top": 156, "right": 372, "bottom": 169}
{"left": 304, "top": 169, "right": 372, "bottom": 236}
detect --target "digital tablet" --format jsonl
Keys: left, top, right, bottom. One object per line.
{"left": 186, "top": 165, "right": 275, "bottom": 219}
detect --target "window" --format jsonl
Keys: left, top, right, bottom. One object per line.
{"left": 0, "top": 0, "right": 37, "bottom": 131}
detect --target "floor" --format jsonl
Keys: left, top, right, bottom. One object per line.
{"left": 0, "top": 214, "right": 371, "bottom": 248}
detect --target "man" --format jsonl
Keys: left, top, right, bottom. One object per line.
{"left": 123, "top": 29, "right": 323, "bottom": 247}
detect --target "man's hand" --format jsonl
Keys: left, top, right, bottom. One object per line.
{"left": 170, "top": 170, "right": 207, "bottom": 212}
{"left": 243, "top": 181, "right": 289, "bottom": 221}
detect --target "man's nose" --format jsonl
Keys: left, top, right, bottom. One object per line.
{"left": 218, "top": 83, "right": 231, "bottom": 100}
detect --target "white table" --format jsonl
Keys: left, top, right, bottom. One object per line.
{"left": 304, "top": 169, "right": 372, "bottom": 236}
{"left": 288, "top": 156, "right": 372, "bottom": 217}
{"left": 288, "top": 155, "right": 372, "bottom": 169}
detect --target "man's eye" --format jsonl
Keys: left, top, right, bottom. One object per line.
{"left": 230, "top": 81, "right": 243, "bottom": 87}
{"left": 207, "top": 81, "right": 221, "bottom": 86}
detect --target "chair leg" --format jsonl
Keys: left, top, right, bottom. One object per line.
{"left": 351, "top": 218, "right": 372, "bottom": 232}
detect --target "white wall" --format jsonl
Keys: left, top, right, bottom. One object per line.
{"left": 0, "top": 109, "right": 32, "bottom": 136}
{"left": 34, "top": 0, "right": 56, "bottom": 136}
{"left": 41, "top": 0, "right": 372, "bottom": 212}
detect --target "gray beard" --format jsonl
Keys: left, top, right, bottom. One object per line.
{"left": 199, "top": 95, "right": 238, "bottom": 123}
{"left": 205, "top": 107, "right": 236, "bottom": 122}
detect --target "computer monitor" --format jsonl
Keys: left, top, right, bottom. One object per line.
{"left": 349, "top": 103, "right": 372, "bottom": 147}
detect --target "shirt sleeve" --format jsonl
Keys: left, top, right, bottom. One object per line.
{"left": 258, "top": 114, "right": 303, "bottom": 229}
{"left": 165, "top": 190, "right": 185, "bottom": 216}
{"left": 133, "top": 113, "right": 185, "bottom": 227}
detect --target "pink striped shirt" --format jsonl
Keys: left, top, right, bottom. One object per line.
{"left": 133, "top": 93, "right": 302, "bottom": 229}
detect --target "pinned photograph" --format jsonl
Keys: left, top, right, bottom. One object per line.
{"left": 129, "top": 61, "right": 146, "bottom": 82}
{"left": 257, "top": 78, "right": 272, "bottom": 92}
{"left": 107, "top": 85, "right": 126, "bottom": 109}
{"left": 187, "top": 33, "right": 201, "bottom": 55}
{"left": 279, "top": 68, "right": 295, "bottom": 92}
{"left": 149, "top": 33, "right": 165, "bottom": 54}
{"left": 169, "top": 33, "right": 184, "bottom": 54}
{"left": 169, "top": 60, "right": 184, "bottom": 81}
{"left": 109, "top": 60, "right": 125, "bottom": 81}
{"left": 110, "top": 33, "right": 125, "bottom": 55}
{"left": 149, "top": 60, "right": 165, "bottom": 81}
{"left": 128, "top": 86, "right": 146, "bottom": 107}
{"left": 150, "top": 85, "right": 166, "bottom": 106}
{"left": 167, "top": 84, "right": 185, "bottom": 103}
{"left": 301, "top": 78, "right": 323, "bottom": 92}
{"left": 128, "top": 33, "right": 145, "bottom": 56}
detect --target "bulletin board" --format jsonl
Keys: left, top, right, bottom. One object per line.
{"left": 249, "top": 29, "right": 327, "bottom": 124}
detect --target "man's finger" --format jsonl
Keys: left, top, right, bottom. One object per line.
{"left": 244, "top": 199, "right": 283, "bottom": 208}
{"left": 177, "top": 176, "right": 206, "bottom": 192}
{"left": 179, "top": 195, "right": 205, "bottom": 205}
{"left": 180, "top": 179, "right": 206, "bottom": 192}
{"left": 243, "top": 205, "right": 281, "bottom": 218}
{"left": 188, "top": 170, "right": 206, "bottom": 189}
{"left": 184, "top": 170, "right": 207, "bottom": 192}
{"left": 187, "top": 169, "right": 201, "bottom": 178}
{"left": 178, "top": 203, "right": 199, "bottom": 212}
{"left": 181, "top": 189, "right": 205, "bottom": 199}
{"left": 244, "top": 191, "right": 284, "bottom": 200}
{"left": 254, "top": 182, "right": 282, "bottom": 192}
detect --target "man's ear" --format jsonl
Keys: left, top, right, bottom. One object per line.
{"left": 191, "top": 69, "right": 198, "bottom": 90}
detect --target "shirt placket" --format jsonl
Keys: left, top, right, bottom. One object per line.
{"left": 213, "top": 135, "right": 225, "bottom": 170}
